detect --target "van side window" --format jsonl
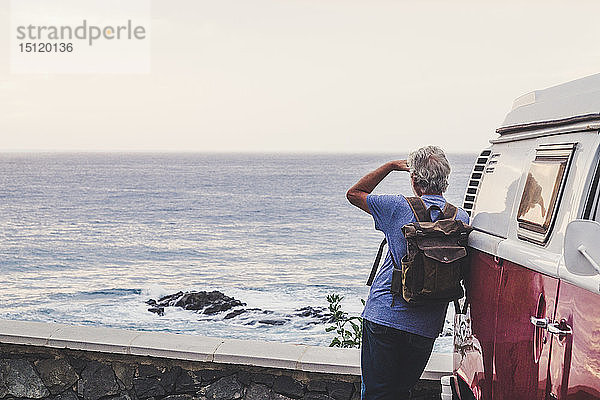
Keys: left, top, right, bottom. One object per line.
{"left": 517, "top": 143, "right": 576, "bottom": 244}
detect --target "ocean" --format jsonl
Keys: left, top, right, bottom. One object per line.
{"left": 0, "top": 152, "right": 476, "bottom": 352}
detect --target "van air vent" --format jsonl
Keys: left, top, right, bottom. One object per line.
{"left": 463, "top": 149, "right": 492, "bottom": 217}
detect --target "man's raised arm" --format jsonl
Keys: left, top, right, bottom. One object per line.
{"left": 346, "top": 160, "right": 410, "bottom": 213}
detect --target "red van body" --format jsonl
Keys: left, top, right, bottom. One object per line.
{"left": 453, "top": 74, "right": 600, "bottom": 400}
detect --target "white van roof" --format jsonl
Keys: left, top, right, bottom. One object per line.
{"left": 498, "top": 73, "right": 600, "bottom": 134}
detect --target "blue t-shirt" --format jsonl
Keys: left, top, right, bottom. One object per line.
{"left": 363, "top": 194, "right": 470, "bottom": 339}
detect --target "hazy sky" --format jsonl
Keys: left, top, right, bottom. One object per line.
{"left": 1, "top": 0, "right": 599, "bottom": 153}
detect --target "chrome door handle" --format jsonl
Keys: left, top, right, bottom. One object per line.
{"left": 530, "top": 316, "right": 548, "bottom": 329}
{"left": 548, "top": 319, "right": 573, "bottom": 336}
{"left": 578, "top": 245, "right": 600, "bottom": 274}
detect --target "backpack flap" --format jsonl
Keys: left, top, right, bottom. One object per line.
{"left": 422, "top": 246, "right": 467, "bottom": 263}
{"left": 406, "top": 220, "right": 472, "bottom": 237}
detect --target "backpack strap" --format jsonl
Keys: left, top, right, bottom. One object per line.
{"left": 442, "top": 202, "right": 459, "bottom": 220}
{"left": 408, "top": 196, "right": 456, "bottom": 222}
{"left": 406, "top": 197, "right": 430, "bottom": 222}
{"left": 366, "top": 238, "right": 387, "bottom": 286}
{"left": 366, "top": 238, "right": 400, "bottom": 286}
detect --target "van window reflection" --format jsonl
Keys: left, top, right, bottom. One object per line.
{"left": 517, "top": 161, "right": 566, "bottom": 233}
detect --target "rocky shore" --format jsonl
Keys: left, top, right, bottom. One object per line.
{"left": 146, "top": 291, "right": 335, "bottom": 327}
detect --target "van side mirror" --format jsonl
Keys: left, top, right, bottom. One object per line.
{"left": 564, "top": 219, "right": 600, "bottom": 276}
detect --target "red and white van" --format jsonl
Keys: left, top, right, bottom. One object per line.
{"left": 453, "top": 74, "right": 600, "bottom": 400}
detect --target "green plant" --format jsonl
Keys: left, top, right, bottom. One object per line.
{"left": 325, "top": 294, "right": 364, "bottom": 348}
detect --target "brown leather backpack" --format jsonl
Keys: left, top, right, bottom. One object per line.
{"left": 367, "top": 197, "right": 472, "bottom": 305}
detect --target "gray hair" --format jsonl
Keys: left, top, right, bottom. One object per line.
{"left": 407, "top": 146, "right": 451, "bottom": 194}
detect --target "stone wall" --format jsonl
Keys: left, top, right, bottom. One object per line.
{"left": 0, "top": 320, "right": 447, "bottom": 400}
{"left": 0, "top": 344, "right": 440, "bottom": 400}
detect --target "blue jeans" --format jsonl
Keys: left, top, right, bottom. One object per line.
{"left": 361, "top": 319, "right": 435, "bottom": 400}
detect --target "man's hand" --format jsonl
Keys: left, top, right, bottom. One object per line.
{"left": 389, "top": 160, "right": 410, "bottom": 172}
{"left": 346, "top": 160, "right": 410, "bottom": 213}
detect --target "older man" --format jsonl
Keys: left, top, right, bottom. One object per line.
{"left": 346, "top": 146, "right": 469, "bottom": 400}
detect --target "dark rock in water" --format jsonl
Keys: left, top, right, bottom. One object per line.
{"left": 156, "top": 291, "right": 185, "bottom": 306}
{"left": 246, "top": 308, "right": 273, "bottom": 314}
{"left": 224, "top": 309, "right": 246, "bottom": 319}
{"left": 148, "top": 307, "right": 165, "bottom": 316}
{"left": 175, "top": 291, "right": 245, "bottom": 314}
{"left": 147, "top": 291, "right": 245, "bottom": 316}
{"left": 146, "top": 290, "right": 334, "bottom": 329}
{"left": 294, "top": 306, "right": 334, "bottom": 323}
{"left": 204, "top": 302, "right": 238, "bottom": 315}
{"left": 258, "top": 319, "right": 288, "bottom": 326}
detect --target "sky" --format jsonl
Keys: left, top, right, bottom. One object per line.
{"left": 1, "top": 0, "right": 599, "bottom": 153}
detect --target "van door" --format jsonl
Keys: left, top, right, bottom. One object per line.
{"left": 551, "top": 158, "right": 600, "bottom": 400}
{"left": 493, "top": 143, "right": 576, "bottom": 399}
